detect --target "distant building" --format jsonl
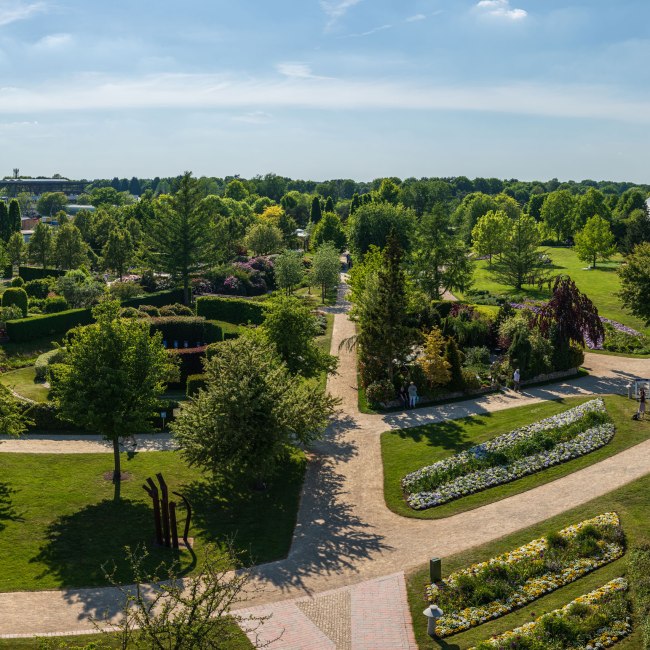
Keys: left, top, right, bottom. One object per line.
{"left": 21, "top": 229, "right": 34, "bottom": 243}
{"left": 66, "top": 204, "right": 96, "bottom": 216}
{"left": 3, "top": 177, "right": 86, "bottom": 196}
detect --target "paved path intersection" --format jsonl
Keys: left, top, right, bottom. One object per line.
{"left": 0, "top": 280, "right": 649, "bottom": 648}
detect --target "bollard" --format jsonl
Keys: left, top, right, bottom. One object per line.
{"left": 429, "top": 557, "right": 442, "bottom": 583}
{"left": 423, "top": 605, "right": 444, "bottom": 638}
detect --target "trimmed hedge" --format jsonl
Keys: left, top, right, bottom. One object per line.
{"left": 23, "top": 401, "right": 77, "bottom": 431}
{"left": 168, "top": 346, "right": 206, "bottom": 384}
{"left": 122, "top": 288, "right": 185, "bottom": 309}
{"left": 6, "top": 288, "right": 186, "bottom": 343}
{"left": 196, "top": 296, "right": 265, "bottom": 325}
{"left": 6, "top": 307, "right": 93, "bottom": 342}
{"left": 150, "top": 317, "right": 207, "bottom": 347}
{"left": 34, "top": 348, "right": 65, "bottom": 381}
{"left": 2, "top": 287, "right": 28, "bottom": 317}
{"left": 18, "top": 266, "right": 65, "bottom": 281}
{"left": 186, "top": 373, "right": 208, "bottom": 397}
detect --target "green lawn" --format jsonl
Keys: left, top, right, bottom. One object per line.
{"left": 0, "top": 624, "right": 253, "bottom": 649}
{"left": 407, "top": 473, "right": 650, "bottom": 649}
{"left": 382, "top": 395, "right": 648, "bottom": 520}
{"left": 0, "top": 366, "right": 50, "bottom": 402}
{"left": 463, "top": 247, "right": 650, "bottom": 337}
{"left": 0, "top": 449, "right": 305, "bottom": 591}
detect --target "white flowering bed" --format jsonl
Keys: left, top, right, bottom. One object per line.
{"left": 404, "top": 399, "right": 613, "bottom": 510}
{"left": 470, "top": 578, "right": 631, "bottom": 649}
{"left": 429, "top": 513, "right": 624, "bottom": 638}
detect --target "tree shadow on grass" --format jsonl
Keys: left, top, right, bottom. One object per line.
{"left": 0, "top": 481, "right": 23, "bottom": 532}
{"left": 390, "top": 417, "right": 489, "bottom": 454}
{"left": 31, "top": 499, "right": 193, "bottom": 590}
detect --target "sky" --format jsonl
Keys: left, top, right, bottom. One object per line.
{"left": 1, "top": 0, "right": 650, "bottom": 182}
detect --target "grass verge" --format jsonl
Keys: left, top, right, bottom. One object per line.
{"left": 382, "top": 395, "right": 648, "bottom": 520}
{"left": 0, "top": 449, "right": 305, "bottom": 591}
{"left": 406, "top": 472, "right": 650, "bottom": 649}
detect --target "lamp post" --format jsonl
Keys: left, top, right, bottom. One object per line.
{"left": 160, "top": 410, "right": 167, "bottom": 430}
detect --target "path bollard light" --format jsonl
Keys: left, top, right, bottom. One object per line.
{"left": 429, "top": 557, "right": 442, "bottom": 583}
{"left": 423, "top": 605, "right": 444, "bottom": 638}
{"left": 160, "top": 410, "right": 167, "bottom": 430}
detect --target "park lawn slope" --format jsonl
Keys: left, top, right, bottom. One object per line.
{"left": 0, "top": 366, "right": 49, "bottom": 402}
{"left": 406, "top": 472, "right": 650, "bottom": 649}
{"left": 382, "top": 395, "right": 646, "bottom": 519}
{"left": 0, "top": 449, "right": 306, "bottom": 592}
{"left": 463, "top": 247, "right": 650, "bottom": 337}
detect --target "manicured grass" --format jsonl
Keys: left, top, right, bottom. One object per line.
{"left": 382, "top": 395, "right": 648, "bottom": 519}
{"left": 0, "top": 449, "right": 305, "bottom": 591}
{"left": 463, "top": 247, "right": 650, "bottom": 337}
{"left": 0, "top": 624, "right": 253, "bottom": 649}
{"left": 406, "top": 472, "right": 650, "bottom": 649}
{"left": 0, "top": 366, "right": 50, "bottom": 402}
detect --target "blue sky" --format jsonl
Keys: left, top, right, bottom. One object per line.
{"left": 1, "top": 0, "right": 649, "bottom": 182}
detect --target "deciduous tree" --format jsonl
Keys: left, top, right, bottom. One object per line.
{"left": 53, "top": 223, "right": 89, "bottom": 270}
{"left": 540, "top": 190, "right": 575, "bottom": 242}
{"left": 471, "top": 210, "right": 510, "bottom": 266}
{"left": 274, "top": 249, "right": 304, "bottom": 294}
{"left": 52, "top": 301, "right": 170, "bottom": 500}
{"left": 311, "top": 242, "right": 340, "bottom": 301}
{"left": 103, "top": 228, "right": 134, "bottom": 279}
{"left": 172, "top": 336, "right": 337, "bottom": 486}
{"left": 418, "top": 328, "right": 451, "bottom": 388}
{"left": 574, "top": 214, "right": 616, "bottom": 269}
{"left": 618, "top": 242, "right": 650, "bottom": 325}
{"left": 27, "top": 222, "right": 53, "bottom": 268}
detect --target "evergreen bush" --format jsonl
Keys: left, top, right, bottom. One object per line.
{"left": 2, "top": 287, "right": 28, "bottom": 317}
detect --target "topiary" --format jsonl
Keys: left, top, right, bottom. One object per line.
{"left": 2, "top": 287, "right": 28, "bottom": 317}
{"left": 120, "top": 307, "right": 141, "bottom": 318}
{"left": 138, "top": 304, "right": 160, "bottom": 317}
{"left": 10, "top": 276, "right": 24, "bottom": 287}
{"left": 44, "top": 296, "right": 69, "bottom": 314}
{"left": 25, "top": 279, "right": 51, "bottom": 299}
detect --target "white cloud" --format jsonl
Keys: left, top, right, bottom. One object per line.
{"left": 0, "top": 1, "right": 47, "bottom": 27}
{"left": 344, "top": 23, "right": 392, "bottom": 38}
{"left": 320, "top": 0, "right": 362, "bottom": 30}
{"left": 476, "top": 0, "right": 527, "bottom": 20}
{"left": 276, "top": 62, "right": 314, "bottom": 78}
{"left": 34, "top": 33, "right": 72, "bottom": 49}
{"left": 406, "top": 14, "right": 426, "bottom": 22}
{"left": 1, "top": 73, "right": 649, "bottom": 126}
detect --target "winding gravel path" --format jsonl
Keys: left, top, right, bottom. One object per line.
{"left": 1, "top": 279, "right": 649, "bottom": 642}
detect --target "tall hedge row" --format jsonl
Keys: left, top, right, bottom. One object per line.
{"left": 5, "top": 288, "right": 186, "bottom": 342}
{"left": 18, "top": 267, "right": 66, "bottom": 281}
{"left": 6, "top": 308, "right": 93, "bottom": 342}
{"left": 195, "top": 296, "right": 265, "bottom": 325}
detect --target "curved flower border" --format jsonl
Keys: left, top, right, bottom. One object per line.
{"left": 429, "top": 513, "right": 624, "bottom": 637}
{"left": 404, "top": 399, "right": 611, "bottom": 510}
{"left": 469, "top": 578, "right": 631, "bottom": 649}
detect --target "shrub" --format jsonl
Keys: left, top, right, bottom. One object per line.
{"left": 44, "top": 296, "right": 69, "bottom": 313}
{"left": 463, "top": 346, "right": 491, "bottom": 368}
{"left": 138, "top": 304, "right": 160, "bottom": 317}
{"left": 120, "top": 288, "right": 185, "bottom": 309}
{"left": 0, "top": 305, "right": 24, "bottom": 322}
{"left": 22, "top": 401, "right": 76, "bottom": 430}
{"left": 34, "top": 348, "right": 66, "bottom": 381}
{"left": 25, "top": 279, "right": 52, "bottom": 299}
{"left": 10, "top": 276, "right": 24, "bottom": 287}
{"left": 366, "top": 379, "right": 396, "bottom": 406}
{"left": 461, "top": 369, "right": 482, "bottom": 390}
{"left": 120, "top": 307, "right": 142, "bottom": 318}
{"left": 149, "top": 317, "right": 207, "bottom": 346}
{"left": 196, "top": 296, "right": 265, "bottom": 325}
{"left": 108, "top": 281, "right": 143, "bottom": 301}
{"left": 2, "top": 287, "right": 28, "bottom": 317}
{"left": 186, "top": 373, "right": 208, "bottom": 397}
{"left": 445, "top": 338, "right": 465, "bottom": 390}
{"left": 159, "top": 303, "right": 194, "bottom": 317}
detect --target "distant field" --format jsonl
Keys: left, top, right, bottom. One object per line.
{"left": 463, "top": 247, "right": 650, "bottom": 336}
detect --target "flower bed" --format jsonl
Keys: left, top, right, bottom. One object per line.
{"left": 428, "top": 513, "right": 625, "bottom": 638}
{"left": 403, "top": 399, "right": 612, "bottom": 510}
{"left": 471, "top": 578, "right": 631, "bottom": 649}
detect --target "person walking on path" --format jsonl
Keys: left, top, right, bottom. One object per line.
{"left": 399, "top": 382, "right": 409, "bottom": 409}
{"left": 639, "top": 386, "right": 646, "bottom": 420}
{"left": 408, "top": 382, "right": 418, "bottom": 408}
{"left": 513, "top": 368, "right": 521, "bottom": 392}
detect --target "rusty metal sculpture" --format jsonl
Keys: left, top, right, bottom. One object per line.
{"left": 143, "top": 473, "right": 192, "bottom": 549}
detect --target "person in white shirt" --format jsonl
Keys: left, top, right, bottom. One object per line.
{"left": 513, "top": 368, "right": 521, "bottom": 392}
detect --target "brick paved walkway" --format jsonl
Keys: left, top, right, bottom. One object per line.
{"left": 237, "top": 573, "right": 416, "bottom": 650}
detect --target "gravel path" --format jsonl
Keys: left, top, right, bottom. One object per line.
{"left": 1, "top": 279, "right": 649, "bottom": 642}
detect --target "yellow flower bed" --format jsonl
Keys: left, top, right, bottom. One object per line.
{"left": 429, "top": 513, "right": 624, "bottom": 637}
{"left": 470, "top": 578, "right": 631, "bottom": 649}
